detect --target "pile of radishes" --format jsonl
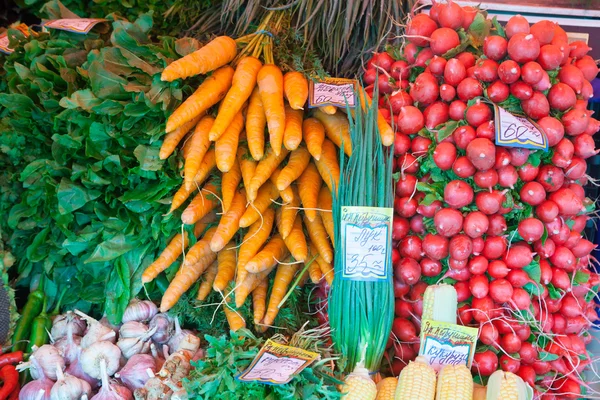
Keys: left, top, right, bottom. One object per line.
{"left": 17, "top": 300, "right": 201, "bottom": 400}
{"left": 366, "top": 1, "right": 600, "bottom": 398}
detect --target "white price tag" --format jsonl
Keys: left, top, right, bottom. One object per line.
{"left": 494, "top": 105, "right": 548, "bottom": 151}
{"left": 309, "top": 77, "right": 357, "bottom": 108}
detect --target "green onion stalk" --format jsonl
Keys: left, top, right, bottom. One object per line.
{"left": 328, "top": 88, "right": 395, "bottom": 373}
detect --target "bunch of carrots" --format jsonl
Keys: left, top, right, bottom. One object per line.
{"left": 140, "top": 33, "right": 393, "bottom": 332}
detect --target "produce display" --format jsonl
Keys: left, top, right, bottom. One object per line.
{"left": 1, "top": 0, "right": 600, "bottom": 399}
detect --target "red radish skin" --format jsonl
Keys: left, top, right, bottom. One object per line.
{"left": 540, "top": 259, "right": 552, "bottom": 284}
{"left": 466, "top": 138, "right": 496, "bottom": 171}
{"left": 472, "top": 236, "right": 484, "bottom": 255}
{"left": 449, "top": 100, "right": 467, "bottom": 120}
{"left": 530, "top": 20, "right": 556, "bottom": 45}
{"left": 463, "top": 212, "right": 489, "bottom": 239}
{"left": 500, "top": 354, "right": 520, "bottom": 374}
{"left": 538, "top": 44, "right": 564, "bottom": 70}
{"left": 490, "top": 279, "right": 514, "bottom": 303}
{"left": 448, "top": 258, "right": 469, "bottom": 272}
{"left": 392, "top": 318, "right": 418, "bottom": 342}
{"left": 458, "top": 305, "right": 473, "bottom": 325}
{"left": 475, "top": 59, "right": 499, "bottom": 82}
{"left": 397, "top": 106, "right": 425, "bottom": 135}
{"left": 430, "top": 28, "right": 460, "bottom": 55}
{"left": 410, "top": 73, "right": 439, "bottom": 106}
{"left": 495, "top": 148, "right": 512, "bottom": 168}
{"left": 548, "top": 83, "right": 577, "bottom": 111}
{"left": 468, "top": 256, "right": 489, "bottom": 275}
{"left": 472, "top": 350, "right": 499, "bottom": 376}
{"left": 521, "top": 61, "right": 544, "bottom": 85}
{"left": 453, "top": 156, "right": 476, "bottom": 178}
{"left": 396, "top": 258, "right": 422, "bottom": 285}
{"left": 483, "top": 236, "right": 507, "bottom": 259}
{"left": 507, "top": 269, "right": 530, "bottom": 288}
{"left": 449, "top": 234, "right": 473, "bottom": 261}
{"left": 444, "top": 58, "right": 467, "bottom": 86}
{"left": 466, "top": 102, "right": 492, "bottom": 127}
{"left": 518, "top": 218, "right": 545, "bottom": 242}
{"left": 391, "top": 60, "right": 410, "bottom": 80}
{"left": 399, "top": 236, "right": 422, "bottom": 260}
{"left": 411, "top": 136, "right": 432, "bottom": 155}
{"left": 475, "top": 191, "right": 503, "bottom": 215}
{"left": 455, "top": 282, "right": 471, "bottom": 302}
{"left": 429, "top": 56, "right": 447, "bottom": 76}
{"left": 453, "top": 126, "right": 477, "bottom": 150}
{"left": 563, "top": 108, "right": 591, "bottom": 136}
{"left": 388, "top": 91, "right": 413, "bottom": 113}
{"left": 417, "top": 200, "right": 442, "bottom": 218}
{"left": 520, "top": 182, "right": 546, "bottom": 205}
{"left": 535, "top": 237, "right": 556, "bottom": 258}
{"left": 532, "top": 70, "right": 551, "bottom": 91}
{"left": 484, "top": 36, "right": 508, "bottom": 60}
{"left": 505, "top": 15, "right": 530, "bottom": 39}
{"left": 392, "top": 218, "right": 410, "bottom": 240}
{"left": 457, "top": 52, "right": 476, "bottom": 69}
{"left": 439, "top": 84, "right": 456, "bottom": 102}
{"left": 549, "top": 188, "right": 584, "bottom": 216}
{"left": 497, "top": 165, "right": 518, "bottom": 188}
{"left": 444, "top": 179, "right": 473, "bottom": 208}
{"left": 569, "top": 40, "right": 592, "bottom": 58}
{"left": 517, "top": 366, "right": 536, "bottom": 388}
{"left": 421, "top": 258, "right": 442, "bottom": 277}
{"left": 487, "top": 81, "right": 510, "bottom": 103}
{"left": 488, "top": 215, "right": 507, "bottom": 236}
{"left": 395, "top": 300, "right": 414, "bottom": 318}
{"left": 537, "top": 117, "right": 565, "bottom": 147}
{"left": 470, "top": 274, "right": 490, "bottom": 299}
{"left": 508, "top": 33, "right": 541, "bottom": 63}
{"left": 503, "top": 244, "right": 534, "bottom": 269}
{"left": 406, "top": 14, "right": 438, "bottom": 47}
{"left": 479, "top": 323, "right": 499, "bottom": 346}
{"left": 395, "top": 174, "right": 417, "bottom": 197}
{"left": 510, "top": 81, "right": 533, "bottom": 100}
{"left": 394, "top": 279, "right": 410, "bottom": 298}
{"left": 518, "top": 163, "right": 539, "bottom": 182}
{"left": 500, "top": 333, "right": 522, "bottom": 353}
{"left": 536, "top": 200, "right": 560, "bottom": 222}
{"left": 461, "top": 6, "right": 478, "bottom": 30}
{"left": 522, "top": 92, "right": 550, "bottom": 119}
{"left": 550, "top": 246, "right": 576, "bottom": 271}
{"left": 474, "top": 170, "right": 498, "bottom": 191}
{"left": 498, "top": 60, "right": 521, "bottom": 84}
{"left": 403, "top": 43, "right": 418, "bottom": 64}
{"left": 536, "top": 165, "right": 564, "bottom": 192}
{"left": 571, "top": 239, "right": 596, "bottom": 258}
{"left": 511, "top": 287, "right": 532, "bottom": 309}
{"left": 575, "top": 55, "right": 599, "bottom": 81}
{"left": 457, "top": 77, "right": 483, "bottom": 101}
{"left": 422, "top": 234, "right": 450, "bottom": 260}
{"left": 433, "top": 142, "right": 457, "bottom": 171}
{"left": 433, "top": 208, "right": 464, "bottom": 237}
{"left": 394, "top": 197, "right": 418, "bottom": 218}
{"left": 558, "top": 64, "right": 585, "bottom": 94}
{"left": 424, "top": 102, "right": 449, "bottom": 129}
{"left": 414, "top": 48, "right": 434, "bottom": 68}
{"left": 573, "top": 134, "right": 598, "bottom": 159}
{"left": 509, "top": 148, "right": 530, "bottom": 167}
{"left": 438, "top": 1, "right": 465, "bottom": 30}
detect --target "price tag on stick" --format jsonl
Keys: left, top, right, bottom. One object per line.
{"left": 308, "top": 77, "right": 358, "bottom": 108}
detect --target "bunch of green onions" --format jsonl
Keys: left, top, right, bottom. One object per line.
{"left": 328, "top": 89, "right": 395, "bottom": 372}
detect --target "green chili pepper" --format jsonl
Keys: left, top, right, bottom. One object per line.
{"left": 25, "top": 298, "right": 50, "bottom": 354}
{"left": 12, "top": 278, "right": 45, "bottom": 352}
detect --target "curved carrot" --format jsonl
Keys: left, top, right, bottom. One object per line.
{"left": 252, "top": 279, "right": 268, "bottom": 325}
{"left": 314, "top": 251, "right": 333, "bottom": 285}
{"left": 276, "top": 188, "right": 300, "bottom": 239}
{"left": 247, "top": 146, "right": 289, "bottom": 201}
{"left": 184, "top": 116, "right": 214, "bottom": 191}
{"left": 215, "top": 111, "right": 244, "bottom": 172}
{"left": 239, "top": 182, "right": 278, "bottom": 228}
{"left": 161, "top": 36, "right": 237, "bottom": 82}
{"left": 313, "top": 108, "right": 352, "bottom": 156}
{"left": 244, "top": 234, "right": 289, "bottom": 274}
{"left": 270, "top": 167, "right": 295, "bottom": 204}
{"left": 283, "top": 71, "right": 308, "bottom": 110}
{"left": 263, "top": 263, "right": 299, "bottom": 326}
{"left": 197, "top": 261, "right": 218, "bottom": 301}
{"left": 222, "top": 157, "right": 242, "bottom": 213}
{"left": 142, "top": 233, "right": 189, "bottom": 284}
{"left": 235, "top": 208, "right": 275, "bottom": 290}
{"left": 223, "top": 288, "right": 246, "bottom": 331}
{"left": 159, "top": 115, "right": 202, "bottom": 160}
{"left": 194, "top": 211, "right": 217, "bottom": 237}
{"left": 359, "top": 89, "right": 394, "bottom": 146}
{"left": 210, "top": 56, "right": 262, "bottom": 140}
{"left": 307, "top": 255, "right": 323, "bottom": 284}
{"left": 181, "top": 182, "right": 220, "bottom": 225}
{"left": 296, "top": 162, "right": 322, "bottom": 222}
{"left": 318, "top": 186, "right": 334, "bottom": 243}
{"left": 304, "top": 213, "right": 333, "bottom": 263}
{"left": 283, "top": 105, "right": 303, "bottom": 151}
{"left": 213, "top": 240, "right": 237, "bottom": 292}
{"left": 210, "top": 190, "right": 247, "bottom": 252}
{"left": 282, "top": 215, "right": 308, "bottom": 262}
{"left": 160, "top": 252, "right": 216, "bottom": 312}
{"left": 170, "top": 150, "right": 217, "bottom": 213}
{"left": 319, "top": 105, "right": 337, "bottom": 115}
{"left": 237, "top": 147, "right": 257, "bottom": 200}
{"left": 276, "top": 147, "right": 311, "bottom": 191}
{"left": 184, "top": 226, "right": 217, "bottom": 267}
{"left": 235, "top": 267, "right": 274, "bottom": 308}
{"left": 257, "top": 65, "right": 285, "bottom": 156}
{"left": 302, "top": 118, "right": 325, "bottom": 160}
{"left": 245, "top": 87, "right": 266, "bottom": 161}
{"left": 166, "top": 66, "right": 234, "bottom": 133}
{"left": 314, "top": 139, "right": 340, "bottom": 193}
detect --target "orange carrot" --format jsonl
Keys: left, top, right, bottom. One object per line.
{"left": 235, "top": 266, "right": 275, "bottom": 308}
{"left": 213, "top": 240, "right": 237, "bottom": 292}
{"left": 302, "top": 118, "right": 325, "bottom": 160}
{"left": 359, "top": 89, "right": 394, "bottom": 146}
{"left": 252, "top": 279, "right": 268, "bottom": 324}
{"left": 161, "top": 36, "right": 237, "bottom": 82}
{"left": 224, "top": 288, "right": 246, "bottom": 331}
{"left": 166, "top": 66, "right": 234, "bottom": 133}
{"left": 315, "top": 252, "right": 334, "bottom": 285}
{"left": 170, "top": 149, "right": 217, "bottom": 212}
{"left": 314, "top": 139, "right": 340, "bottom": 193}
{"left": 239, "top": 182, "right": 278, "bottom": 228}
{"left": 257, "top": 65, "right": 285, "bottom": 156}
{"left": 210, "top": 56, "right": 262, "bottom": 140}
{"left": 283, "top": 105, "right": 303, "bottom": 151}
{"left": 244, "top": 234, "right": 289, "bottom": 274}
{"left": 307, "top": 256, "right": 323, "bottom": 284}
{"left": 194, "top": 211, "right": 217, "bottom": 237}
{"left": 319, "top": 105, "right": 337, "bottom": 115}
{"left": 181, "top": 182, "right": 220, "bottom": 225}
{"left": 184, "top": 226, "right": 217, "bottom": 267}
{"left": 313, "top": 108, "right": 352, "bottom": 156}
{"left": 276, "top": 146, "right": 310, "bottom": 191}
{"left": 160, "top": 115, "right": 202, "bottom": 160}
{"left": 235, "top": 208, "right": 275, "bottom": 290}
{"left": 237, "top": 147, "right": 257, "bottom": 200}
{"left": 276, "top": 187, "right": 300, "bottom": 239}
{"left": 263, "top": 263, "right": 299, "bottom": 326}
{"left": 184, "top": 116, "right": 214, "bottom": 190}
{"left": 245, "top": 87, "right": 266, "bottom": 161}
{"left": 269, "top": 167, "right": 294, "bottom": 204}
{"left": 210, "top": 190, "right": 247, "bottom": 252}
{"left": 296, "top": 162, "right": 322, "bottom": 222}
{"left": 283, "top": 71, "right": 308, "bottom": 110}
{"left": 282, "top": 215, "right": 308, "bottom": 261}
{"left": 215, "top": 111, "right": 244, "bottom": 172}
{"left": 318, "top": 186, "right": 334, "bottom": 243}
{"left": 160, "top": 252, "right": 217, "bottom": 312}
{"left": 222, "top": 156, "right": 242, "bottom": 213}
{"left": 304, "top": 213, "right": 333, "bottom": 263}
{"left": 142, "top": 233, "right": 189, "bottom": 284}
{"left": 197, "top": 261, "right": 218, "bottom": 301}
{"left": 247, "top": 146, "right": 289, "bottom": 201}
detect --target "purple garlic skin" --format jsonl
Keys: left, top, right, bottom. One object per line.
{"left": 54, "top": 335, "right": 82, "bottom": 365}
{"left": 19, "top": 378, "right": 53, "bottom": 400}
{"left": 91, "top": 382, "right": 132, "bottom": 400}
{"left": 50, "top": 371, "right": 92, "bottom": 400}
{"left": 149, "top": 314, "right": 172, "bottom": 345}
{"left": 122, "top": 300, "right": 158, "bottom": 323}
{"left": 51, "top": 312, "right": 86, "bottom": 340}
{"left": 116, "top": 354, "right": 156, "bottom": 391}
{"left": 66, "top": 361, "right": 100, "bottom": 389}
{"left": 119, "top": 322, "right": 149, "bottom": 340}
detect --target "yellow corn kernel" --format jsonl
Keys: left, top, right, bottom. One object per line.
{"left": 422, "top": 284, "right": 458, "bottom": 324}
{"left": 486, "top": 370, "right": 532, "bottom": 400}
{"left": 376, "top": 377, "right": 398, "bottom": 400}
{"left": 435, "top": 364, "right": 473, "bottom": 400}
{"left": 342, "top": 362, "right": 378, "bottom": 400}
{"left": 394, "top": 356, "right": 436, "bottom": 400}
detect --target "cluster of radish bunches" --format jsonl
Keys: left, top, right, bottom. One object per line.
{"left": 365, "top": 3, "right": 600, "bottom": 398}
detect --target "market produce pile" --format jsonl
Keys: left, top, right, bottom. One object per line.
{"left": 363, "top": 3, "right": 600, "bottom": 398}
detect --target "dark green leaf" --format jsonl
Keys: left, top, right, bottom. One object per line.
{"left": 57, "top": 178, "right": 101, "bottom": 214}
{"left": 85, "top": 234, "right": 138, "bottom": 263}
{"left": 491, "top": 17, "right": 506, "bottom": 38}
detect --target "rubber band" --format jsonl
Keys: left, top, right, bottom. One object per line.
{"left": 254, "top": 29, "right": 273, "bottom": 38}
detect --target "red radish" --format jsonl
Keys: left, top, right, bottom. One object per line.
{"left": 397, "top": 106, "right": 425, "bottom": 135}
{"left": 475, "top": 59, "right": 499, "bottom": 82}
{"left": 439, "top": 84, "right": 456, "bottom": 102}
{"left": 391, "top": 60, "right": 410, "bottom": 80}
{"left": 548, "top": 83, "right": 576, "bottom": 111}
{"left": 569, "top": 40, "right": 592, "bottom": 58}
{"left": 517, "top": 366, "right": 535, "bottom": 387}
{"left": 392, "top": 318, "right": 418, "bottom": 342}
{"left": 562, "top": 108, "right": 590, "bottom": 136}
{"left": 521, "top": 61, "right": 544, "bottom": 85}
{"left": 417, "top": 200, "right": 442, "bottom": 218}
{"left": 507, "top": 269, "right": 530, "bottom": 288}
{"left": 461, "top": 6, "right": 478, "bottom": 30}
{"left": 517, "top": 163, "right": 539, "bottom": 182}
{"left": 495, "top": 148, "right": 512, "bottom": 168}
{"left": 433, "top": 208, "right": 464, "bottom": 237}
{"left": 444, "top": 58, "right": 467, "bottom": 86}
{"left": 488, "top": 215, "right": 507, "bottom": 236}
{"left": 500, "top": 333, "right": 522, "bottom": 353}
{"left": 456, "top": 52, "right": 476, "bottom": 69}
{"left": 472, "top": 350, "right": 499, "bottom": 377}
{"left": 549, "top": 188, "right": 583, "bottom": 216}
{"left": 444, "top": 179, "right": 473, "bottom": 208}
{"left": 530, "top": 20, "right": 556, "bottom": 45}
{"left": 449, "top": 100, "right": 467, "bottom": 120}
{"left": 538, "top": 44, "right": 564, "bottom": 70}
{"left": 422, "top": 234, "right": 449, "bottom": 260}
{"left": 510, "top": 81, "right": 533, "bottom": 100}
{"left": 458, "top": 305, "right": 473, "bottom": 325}
{"left": 497, "top": 165, "right": 518, "bottom": 188}
{"left": 411, "top": 136, "right": 432, "bottom": 155}
{"left": 466, "top": 102, "right": 492, "bottom": 127}
{"left": 395, "top": 300, "right": 414, "bottom": 318}
{"left": 536, "top": 165, "right": 564, "bottom": 192}
{"left": 466, "top": 138, "right": 495, "bottom": 171}
{"left": 536, "top": 200, "right": 559, "bottom": 222}
{"left": 505, "top": 15, "right": 530, "bottom": 39}
{"left": 500, "top": 354, "right": 520, "bottom": 374}
{"left": 438, "top": 1, "right": 465, "bottom": 30}
{"left": 406, "top": 14, "right": 438, "bottom": 47}
{"left": 394, "top": 279, "right": 410, "bottom": 297}
{"left": 560, "top": 294, "right": 582, "bottom": 317}
{"left": 537, "top": 116, "right": 565, "bottom": 147}
{"left": 421, "top": 258, "right": 442, "bottom": 277}
{"left": 414, "top": 48, "right": 435, "bottom": 68}
{"left": 570, "top": 215, "right": 588, "bottom": 233}
{"left": 388, "top": 91, "right": 413, "bottom": 114}
{"left": 555, "top": 137, "right": 575, "bottom": 160}
{"left": 395, "top": 174, "right": 417, "bottom": 197}
{"left": 430, "top": 28, "right": 460, "bottom": 55}
{"left": 535, "top": 237, "right": 556, "bottom": 258}
{"left": 463, "top": 212, "right": 489, "bottom": 239}
{"left": 498, "top": 60, "right": 521, "bottom": 84}
{"left": 573, "top": 133, "right": 598, "bottom": 159}
{"left": 503, "top": 244, "right": 534, "bottom": 269}
{"left": 475, "top": 121, "right": 494, "bottom": 141}
{"left": 487, "top": 80, "right": 510, "bottom": 103}
{"left": 433, "top": 142, "right": 457, "bottom": 171}
{"left": 550, "top": 246, "right": 576, "bottom": 271}
{"left": 520, "top": 181, "right": 546, "bottom": 205}
{"left": 392, "top": 218, "right": 410, "bottom": 240}
{"left": 551, "top": 267, "right": 570, "bottom": 290}
{"left": 470, "top": 274, "right": 490, "bottom": 299}
{"left": 518, "top": 342, "right": 538, "bottom": 364}
{"left": 540, "top": 259, "right": 552, "bottom": 284}
{"left": 394, "top": 197, "right": 418, "bottom": 218}
{"left": 518, "top": 218, "right": 545, "bottom": 242}
{"left": 453, "top": 156, "right": 476, "bottom": 178}
{"left": 403, "top": 43, "right": 418, "bottom": 64}
{"left": 395, "top": 258, "right": 422, "bottom": 285}
{"left": 532, "top": 70, "right": 551, "bottom": 91}
{"left": 571, "top": 239, "right": 596, "bottom": 258}
{"left": 508, "top": 33, "right": 541, "bottom": 63}
{"left": 522, "top": 92, "right": 550, "bottom": 119}
{"left": 581, "top": 79, "right": 594, "bottom": 100}
{"left": 429, "top": 56, "right": 447, "bottom": 76}
{"left": 484, "top": 35, "right": 508, "bottom": 60}
{"left": 474, "top": 170, "right": 498, "bottom": 191}
{"left": 490, "top": 279, "right": 514, "bottom": 303}
{"left": 575, "top": 55, "right": 599, "bottom": 81}
{"left": 410, "top": 73, "right": 439, "bottom": 105}
{"left": 479, "top": 323, "right": 499, "bottom": 346}
{"left": 558, "top": 64, "right": 585, "bottom": 94}
{"left": 363, "top": 69, "right": 377, "bottom": 86}
{"left": 585, "top": 117, "right": 600, "bottom": 135}
{"left": 449, "top": 234, "right": 473, "bottom": 261}
{"left": 377, "top": 74, "right": 396, "bottom": 94}
{"left": 468, "top": 256, "right": 489, "bottom": 275}
{"left": 448, "top": 258, "right": 468, "bottom": 272}
{"left": 511, "top": 287, "right": 532, "bottom": 309}
{"left": 456, "top": 77, "right": 483, "bottom": 101}
{"left": 472, "top": 236, "right": 484, "bottom": 254}
{"left": 475, "top": 191, "right": 503, "bottom": 215}
{"left": 399, "top": 235, "right": 423, "bottom": 260}
{"left": 455, "top": 282, "right": 470, "bottom": 302}
{"left": 509, "top": 148, "right": 530, "bottom": 167}
{"left": 482, "top": 236, "right": 507, "bottom": 259}
{"left": 453, "top": 126, "right": 476, "bottom": 150}
{"left": 424, "top": 101, "right": 450, "bottom": 129}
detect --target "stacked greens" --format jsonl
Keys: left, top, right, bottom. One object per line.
{"left": 328, "top": 96, "right": 395, "bottom": 372}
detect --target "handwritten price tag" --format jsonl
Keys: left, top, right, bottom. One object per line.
{"left": 494, "top": 105, "right": 548, "bottom": 151}
{"left": 309, "top": 77, "right": 358, "bottom": 108}
{"left": 44, "top": 18, "right": 107, "bottom": 34}
{"left": 341, "top": 206, "right": 393, "bottom": 281}
{"left": 237, "top": 340, "right": 319, "bottom": 385}
{"left": 419, "top": 320, "right": 479, "bottom": 371}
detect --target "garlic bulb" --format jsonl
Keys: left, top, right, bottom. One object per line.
{"left": 167, "top": 318, "right": 200, "bottom": 355}
{"left": 91, "top": 360, "right": 132, "bottom": 400}
{"left": 65, "top": 361, "right": 100, "bottom": 389}
{"left": 117, "top": 324, "right": 156, "bottom": 359}
{"left": 54, "top": 321, "right": 82, "bottom": 365}
{"left": 19, "top": 379, "right": 53, "bottom": 400}
{"left": 81, "top": 341, "right": 121, "bottom": 380}
{"left": 76, "top": 310, "right": 116, "bottom": 349}
{"left": 51, "top": 312, "right": 86, "bottom": 340}
{"left": 115, "top": 354, "right": 156, "bottom": 391}
{"left": 50, "top": 363, "right": 92, "bottom": 400}
{"left": 118, "top": 322, "right": 149, "bottom": 340}
{"left": 17, "top": 345, "right": 65, "bottom": 381}
{"left": 148, "top": 314, "right": 172, "bottom": 344}
{"left": 122, "top": 300, "right": 157, "bottom": 323}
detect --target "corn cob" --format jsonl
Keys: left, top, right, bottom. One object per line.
{"left": 422, "top": 284, "right": 458, "bottom": 324}
{"left": 435, "top": 364, "right": 473, "bottom": 400}
{"left": 341, "top": 362, "right": 377, "bottom": 400}
{"left": 375, "top": 377, "right": 398, "bottom": 400}
{"left": 486, "top": 370, "right": 532, "bottom": 400}
{"left": 394, "top": 356, "right": 436, "bottom": 400}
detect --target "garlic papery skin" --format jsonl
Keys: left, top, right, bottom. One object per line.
{"left": 118, "top": 322, "right": 149, "bottom": 340}
{"left": 51, "top": 312, "right": 86, "bottom": 340}
{"left": 19, "top": 379, "right": 53, "bottom": 400}
{"left": 115, "top": 354, "right": 156, "bottom": 391}
{"left": 17, "top": 345, "right": 65, "bottom": 381}
{"left": 54, "top": 321, "right": 82, "bottom": 366}
{"left": 65, "top": 361, "right": 100, "bottom": 389}
{"left": 166, "top": 318, "right": 200, "bottom": 355}
{"left": 122, "top": 300, "right": 157, "bottom": 323}
{"left": 148, "top": 314, "right": 172, "bottom": 345}
{"left": 91, "top": 360, "right": 132, "bottom": 400}
{"left": 81, "top": 342, "right": 122, "bottom": 380}
{"left": 75, "top": 311, "right": 116, "bottom": 349}
{"left": 50, "top": 363, "right": 92, "bottom": 400}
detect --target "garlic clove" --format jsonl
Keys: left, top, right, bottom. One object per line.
{"left": 122, "top": 300, "right": 158, "bottom": 323}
